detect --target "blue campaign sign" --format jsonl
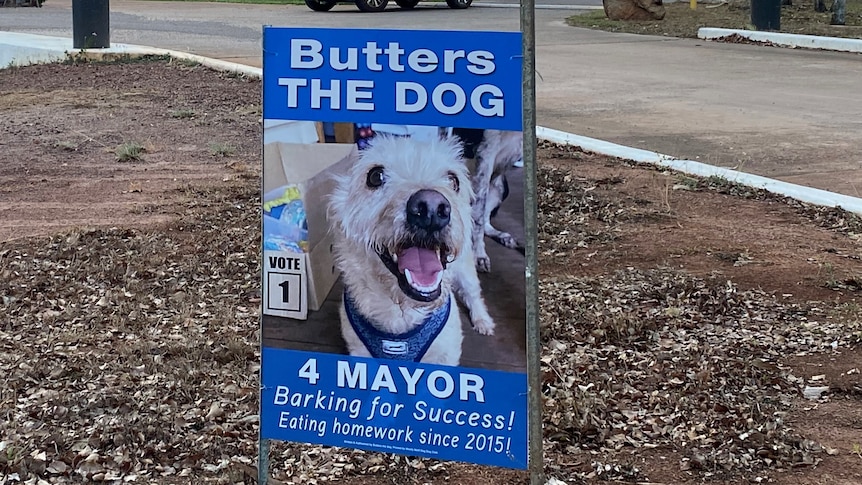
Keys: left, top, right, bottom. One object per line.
{"left": 260, "top": 26, "right": 530, "bottom": 473}
{"left": 262, "top": 27, "right": 522, "bottom": 131}
{"left": 260, "top": 348, "right": 528, "bottom": 469}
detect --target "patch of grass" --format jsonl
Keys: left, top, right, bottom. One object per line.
{"left": 223, "top": 70, "right": 250, "bottom": 80}
{"left": 115, "top": 142, "right": 145, "bottom": 162}
{"left": 53, "top": 140, "right": 79, "bottom": 151}
{"left": 821, "top": 265, "right": 862, "bottom": 291}
{"left": 169, "top": 109, "right": 197, "bottom": 119}
{"left": 674, "top": 174, "right": 701, "bottom": 190}
{"left": 3, "top": 443, "right": 23, "bottom": 469}
{"left": 817, "top": 261, "right": 842, "bottom": 289}
{"left": 234, "top": 104, "right": 262, "bottom": 117}
{"left": 567, "top": 0, "right": 862, "bottom": 39}
{"left": 694, "top": 174, "right": 762, "bottom": 197}
{"left": 169, "top": 57, "right": 202, "bottom": 68}
{"left": 63, "top": 53, "right": 174, "bottom": 66}
{"left": 62, "top": 51, "right": 90, "bottom": 65}
{"left": 208, "top": 142, "right": 236, "bottom": 157}
{"left": 703, "top": 174, "right": 737, "bottom": 190}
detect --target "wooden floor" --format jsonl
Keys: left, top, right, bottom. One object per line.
{"left": 262, "top": 167, "right": 527, "bottom": 373}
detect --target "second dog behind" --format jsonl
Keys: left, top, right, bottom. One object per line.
{"left": 453, "top": 128, "right": 523, "bottom": 273}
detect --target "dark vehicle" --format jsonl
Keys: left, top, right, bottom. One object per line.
{"left": 305, "top": 0, "right": 472, "bottom": 12}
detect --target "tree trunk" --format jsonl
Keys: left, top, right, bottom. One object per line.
{"left": 831, "top": 0, "right": 846, "bottom": 24}
{"left": 814, "top": 0, "right": 827, "bottom": 12}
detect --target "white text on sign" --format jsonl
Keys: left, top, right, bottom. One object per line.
{"left": 277, "top": 39, "right": 505, "bottom": 118}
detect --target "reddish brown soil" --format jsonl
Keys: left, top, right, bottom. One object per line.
{"left": 1, "top": 58, "right": 860, "bottom": 484}
{"left": 540, "top": 152, "right": 861, "bottom": 304}
{"left": 0, "top": 57, "right": 260, "bottom": 243}
{"left": 538, "top": 147, "right": 862, "bottom": 484}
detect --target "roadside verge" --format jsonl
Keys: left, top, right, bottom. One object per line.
{"left": 4, "top": 31, "right": 862, "bottom": 217}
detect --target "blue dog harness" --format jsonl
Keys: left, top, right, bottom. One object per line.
{"left": 344, "top": 289, "right": 451, "bottom": 362}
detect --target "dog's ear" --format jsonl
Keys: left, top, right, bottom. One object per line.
{"left": 439, "top": 136, "right": 474, "bottom": 183}
{"left": 446, "top": 134, "right": 467, "bottom": 159}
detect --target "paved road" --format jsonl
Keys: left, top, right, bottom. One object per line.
{"left": 3, "top": 0, "right": 861, "bottom": 198}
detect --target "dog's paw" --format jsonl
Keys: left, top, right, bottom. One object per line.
{"left": 476, "top": 256, "right": 491, "bottom": 273}
{"left": 496, "top": 232, "right": 517, "bottom": 249}
{"left": 472, "top": 318, "right": 495, "bottom": 336}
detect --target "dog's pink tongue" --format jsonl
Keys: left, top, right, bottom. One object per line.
{"left": 397, "top": 247, "right": 442, "bottom": 286}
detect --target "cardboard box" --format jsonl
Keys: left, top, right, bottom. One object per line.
{"left": 262, "top": 120, "right": 321, "bottom": 144}
{"left": 333, "top": 122, "right": 355, "bottom": 143}
{"left": 262, "top": 142, "right": 357, "bottom": 319}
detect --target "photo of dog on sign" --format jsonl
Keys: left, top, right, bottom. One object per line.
{"left": 329, "top": 134, "right": 496, "bottom": 366}
{"left": 260, "top": 121, "right": 526, "bottom": 372}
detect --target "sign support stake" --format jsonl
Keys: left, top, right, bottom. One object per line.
{"left": 520, "top": 0, "right": 545, "bottom": 484}
{"left": 259, "top": 29, "right": 272, "bottom": 480}
{"left": 258, "top": 434, "right": 271, "bottom": 484}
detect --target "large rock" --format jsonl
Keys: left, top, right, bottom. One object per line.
{"left": 603, "top": 0, "right": 666, "bottom": 20}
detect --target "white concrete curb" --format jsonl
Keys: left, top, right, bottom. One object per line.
{"left": 4, "top": 32, "right": 861, "bottom": 217}
{"left": 537, "top": 126, "right": 862, "bottom": 216}
{"left": 0, "top": 32, "right": 264, "bottom": 77}
{"left": 0, "top": 32, "right": 69, "bottom": 67}
{"left": 698, "top": 27, "right": 862, "bottom": 54}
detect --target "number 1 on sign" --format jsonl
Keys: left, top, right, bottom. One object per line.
{"left": 278, "top": 280, "right": 291, "bottom": 303}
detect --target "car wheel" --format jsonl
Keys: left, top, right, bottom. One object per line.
{"left": 305, "top": 0, "right": 337, "bottom": 11}
{"left": 445, "top": 0, "right": 471, "bottom": 8}
{"left": 395, "top": 0, "right": 420, "bottom": 8}
{"left": 355, "top": 0, "right": 389, "bottom": 11}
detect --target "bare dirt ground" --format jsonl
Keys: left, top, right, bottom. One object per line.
{"left": 1, "top": 58, "right": 860, "bottom": 484}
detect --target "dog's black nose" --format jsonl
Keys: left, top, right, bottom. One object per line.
{"left": 406, "top": 190, "right": 451, "bottom": 231}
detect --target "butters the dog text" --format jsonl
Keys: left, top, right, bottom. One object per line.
{"left": 278, "top": 39, "right": 506, "bottom": 117}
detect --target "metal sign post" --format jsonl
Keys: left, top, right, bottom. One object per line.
{"left": 257, "top": 435, "right": 270, "bottom": 484}
{"left": 520, "top": 0, "right": 544, "bottom": 483}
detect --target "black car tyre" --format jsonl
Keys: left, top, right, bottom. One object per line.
{"left": 445, "top": 0, "right": 471, "bottom": 8}
{"left": 395, "top": 0, "right": 420, "bottom": 7}
{"left": 305, "top": 0, "right": 337, "bottom": 11}
{"left": 355, "top": 0, "right": 389, "bottom": 11}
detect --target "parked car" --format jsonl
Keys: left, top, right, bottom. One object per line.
{"left": 305, "top": 0, "right": 472, "bottom": 12}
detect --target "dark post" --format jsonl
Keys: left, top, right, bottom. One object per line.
{"left": 831, "top": 0, "right": 846, "bottom": 25}
{"left": 750, "top": 0, "right": 781, "bottom": 30}
{"left": 72, "top": 0, "right": 110, "bottom": 49}
{"left": 519, "top": 0, "right": 545, "bottom": 483}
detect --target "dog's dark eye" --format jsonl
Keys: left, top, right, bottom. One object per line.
{"left": 366, "top": 166, "right": 385, "bottom": 188}
{"left": 448, "top": 172, "right": 460, "bottom": 192}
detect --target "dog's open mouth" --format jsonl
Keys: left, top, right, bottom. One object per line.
{"left": 378, "top": 244, "right": 450, "bottom": 302}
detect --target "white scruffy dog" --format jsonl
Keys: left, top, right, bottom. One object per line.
{"left": 329, "top": 135, "right": 496, "bottom": 366}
